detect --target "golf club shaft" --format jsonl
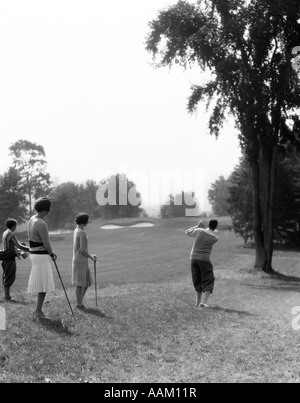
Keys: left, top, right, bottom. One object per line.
{"left": 94, "top": 261, "right": 98, "bottom": 307}
{"left": 54, "top": 260, "right": 75, "bottom": 317}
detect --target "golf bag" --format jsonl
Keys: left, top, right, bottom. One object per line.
{"left": 0, "top": 249, "right": 17, "bottom": 261}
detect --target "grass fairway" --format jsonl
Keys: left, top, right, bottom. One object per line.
{"left": 0, "top": 217, "right": 300, "bottom": 383}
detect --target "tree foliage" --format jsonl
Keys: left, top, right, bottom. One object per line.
{"left": 147, "top": 0, "right": 300, "bottom": 272}
{"left": 9, "top": 140, "right": 52, "bottom": 216}
{"left": 0, "top": 168, "right": 27, "bottom": 233}
{"left": 227, "top": 155, "right": 300, "bottom": 244}
{"left": 97, "top": 174, "right": 144, "bottom": 220}
{"left": 208, "top": 176, "right": 231, "bottom": 216}
{"left": 160, "top": 191, "right": 197, "bottom": 218}
{"left": 47, "top": 181, "right": 101, "bottom": 229}
{"left": 227, "top": 160, "right": 255, "bottom": 243}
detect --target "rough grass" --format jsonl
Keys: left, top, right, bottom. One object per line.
{"left": 1, "top": 217, "right": 300, "bottom": 383}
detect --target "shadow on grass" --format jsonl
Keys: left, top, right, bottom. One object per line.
{"left": 0, "top": 299, "right": 28, "bottom": 306}
{"left": 244, "top": 268, "right": 300, "bottom": 283}
{"left": 245, "top": 284, "right": 300, "bottom": 293}
{"left": 242, "top": 270, "right": 300, "bottom": 293}
{"left": 84, "top": 308, "right": 110, "bottom": 318}
{"left": 271, "top": 272, "right": 300, "bottom": 282}
{"left": 211, "top": 305, "right": 253, "bottom": 316}
{"left": 34, "top": 317, "right": 74, "bottom": 336}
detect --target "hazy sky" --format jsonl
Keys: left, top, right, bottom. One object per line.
{"left": 0, "top": 0, "right": 241, "bottom": 212}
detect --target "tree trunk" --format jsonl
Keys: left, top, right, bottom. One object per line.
{"left": 265, "top": 143, "right": 278, "bottom": 274}
{"left": 27, "top": 175, "right": 32, "bottom": 218}
{"left": 29, "top": 193, "right": 32, "bottom": 217}
{"left": 246, "top": 139, "right": 279, "bottom": 274}
{"left": 250, "top": 159, "right": 267, "bottom": 269}
{"left": 255, "top": 143, "right": 278, "bottom": 274}
{"left": 28, "top": 187, "right": 32, "bottom": 218}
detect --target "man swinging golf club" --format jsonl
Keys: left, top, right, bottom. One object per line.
{"left": 186, "top": 219, "right": 219, "bottom": 309}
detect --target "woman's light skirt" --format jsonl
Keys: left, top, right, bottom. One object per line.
{"left": 27, "top": 254, "right": 55, "bottom": 295}
{"left": 72, "top": 259, "right": 93, "bottom": 288}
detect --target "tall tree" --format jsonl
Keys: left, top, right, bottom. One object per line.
{"left": 0, "top": 168, "right": 27, "bottom": 233}
{"left": 160, "top": 195, "right": 175, "bottom": 219}
{"left": 97, "top": 174, "right": 143, "bottom": 219}
{"left": 227, "top": 155, "right": 300, "bottom": 245}
{"left": 48, "top": 180, "right": 104, "bottom": 229}
{"left": 227, "top": 160, "right": 254, "bottom": 244}
{"left": 77, "top": 180, "right": 102, "bottom": 219}
{"left": 146, "top": 0, "right": 300, "bottom": 273}
{"left": 208, "top": 176, "right": 231, "bottom": 216}
{"left": 47, "top": 182, "right": 78, "bottom": 229}
{"left": 9, "top": 140, "right": 52, "bottom": 216}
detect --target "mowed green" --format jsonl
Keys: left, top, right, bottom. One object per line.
{"left": 0, "top": 217, "right": 300, "bottom": 383}
{"left": 14, "top": 217, "right": 235, "bottom": 289}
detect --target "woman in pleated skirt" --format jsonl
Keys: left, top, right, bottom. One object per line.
{"left": 27, "top": 197, "right": 57, "bottom": 319}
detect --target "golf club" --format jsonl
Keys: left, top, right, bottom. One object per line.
{"left": 94, "top": 260, "right": 98, "bottom": 307}
{"left": 54, "top": 260, "right": 75, "bottom": 317}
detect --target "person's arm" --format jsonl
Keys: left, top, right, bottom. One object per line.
{"left": 38, "top": 222, "right": 55, "bottom": 257}
{"left": 79, "top": 232, "right": 96, "bottom": 261}
{"left": 198, "top": 221, "right": 207, "bottom": 229}
{"left": 10, "top": 235, "right": 30, "bottom": 252}
{"left": 186, "top": 227, "right": 202, "bottom": 238}
{"left": 186, "top": 220, "right": 207, "bottom": 237}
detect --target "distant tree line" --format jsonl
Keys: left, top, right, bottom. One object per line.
{"left": 48, "top": 174, "right": 144, "bottom": 228}
{"left": 160, "top": 192, "right": 197, "bottom": 218}
{"left": 0, "top": 140, "right": 144, "bottom": 233}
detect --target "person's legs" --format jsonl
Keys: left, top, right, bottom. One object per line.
{"left": 196, "top": 292, "right": 202, "bottom": 307}
{"left": 201, "top": 291, "right": 211, "bottom": 306}
{"left": 75, "top": 268, "right": 90, "bottom": 308}
{"left": 35, "top": 293, "right": 46, "bottom": 317}
{"left": 76, "top": 286, "right": 83, "bottom": 306}
{"left": 81, "top": 287, "right": 88, "bottom": 305}
{"left": 191, "top": 261, "right": 202, "bottom": 307}
{"left": 200, "top": 262, "right": 215, "bottom": 308}
{"left": 2, "top": 260, "right": 16, "bottom": 301}
{"left": 4, "top": 287, "right": 10, "bottom": 301}
{"left": 76, "top": 286, "right": 89, "bottom": 308}
{"left": 4, "top": 287, "right": 11, "bottom": 301}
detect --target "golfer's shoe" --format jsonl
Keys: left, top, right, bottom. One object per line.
{"left": 5, "top": 297, "right": 15, "bottom": 303}
{"left": 32, "top": 311, "right": 45, "bottom": 319}
{"left": 200, "top": 303, "right": 210, "bottom": 309}
{"left": 76, "top": 305, "right": 86, "bottom": 311}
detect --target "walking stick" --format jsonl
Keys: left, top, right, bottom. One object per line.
{"left": 54, "top": 260, "right": 75, "bottom": 317}
{"left": 94, "top": 260, "right": 98, "bottom": 307}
